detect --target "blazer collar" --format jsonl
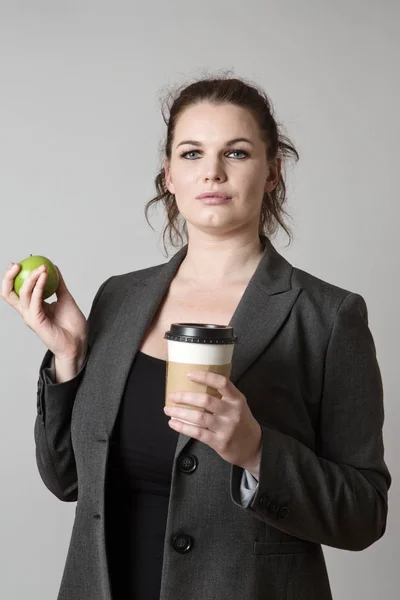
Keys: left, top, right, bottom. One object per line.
{"left": 98, "top": 236, "right": 301, "bottom": 457}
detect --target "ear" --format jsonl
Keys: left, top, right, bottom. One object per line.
{"left": 264, "top": 157, "right": 281, "bottom": 193}
{"left": 164, "top": 158, "right": 175, "bottom": 194}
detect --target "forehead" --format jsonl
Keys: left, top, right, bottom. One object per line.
{"left": 173, "top": 102, "right": 262, "bottom": 143}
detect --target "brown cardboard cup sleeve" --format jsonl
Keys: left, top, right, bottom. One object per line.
{"left": 165, "top": 361, "right": 232, "bottom": 412}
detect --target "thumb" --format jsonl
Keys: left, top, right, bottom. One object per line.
{"left": 54, "top": 265, "right": 72, "bottom": 299}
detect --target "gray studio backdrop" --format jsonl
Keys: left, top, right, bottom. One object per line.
{"left": 0, "top": 1, "right": 398, "bottom": 599}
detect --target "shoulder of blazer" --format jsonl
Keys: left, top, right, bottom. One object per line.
{"left": 292, "top": 266, "right": 352, "bottom": 298}
{"left": 94, "top": 245, "right": 188, "bottom": 294}
{"left": 290, "top": 265, "right": 366, "bottom": 325}
{"left": 99, "top": 262, "right": 166, "bottom": 290}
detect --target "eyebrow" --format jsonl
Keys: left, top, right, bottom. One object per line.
{"left": 176, "top": 137, "right": 254, "bottom": 148}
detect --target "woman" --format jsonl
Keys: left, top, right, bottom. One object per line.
{"left": 1, "top": 75, "right": 391, "bottom": 600}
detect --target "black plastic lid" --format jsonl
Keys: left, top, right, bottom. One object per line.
{"left": 164, "top": 323, "right": 238, "bottom": 344}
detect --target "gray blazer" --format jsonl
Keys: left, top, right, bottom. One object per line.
{"left": 34, "top": 236, "right": 391, "bottom": 600}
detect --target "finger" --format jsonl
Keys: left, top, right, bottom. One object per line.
{"left": 164, "top": 404, "right": 216, "bottom": 429}
{"left": 168, "top": 391, "right": 217, "bottom": 413}
{"left": 19, "top": 265, "right": 46, "bottom": 312}
{"left": 168, "top": 417, "right": 214, "bottom": 439}
{"left": 54, "top": 265, "right": 69, "bottom": 298}
{"left": 30, "top": 270, "right": 48, "bottom": 314}
{"left": 187, "top": 371, "right": 238, "bottom": 399}
{"left": 1, "top": 263, "right": 22, "bottom": 310}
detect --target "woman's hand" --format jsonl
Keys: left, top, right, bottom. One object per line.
{"left": 164, "top": 371, "right": 262, "bottom": 479}
{"left": 1, "top": 262, "right": 88, "bottom": 360}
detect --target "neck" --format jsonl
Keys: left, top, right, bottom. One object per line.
{"left": 177, "top": 232, "right": 266, "bottom": 285}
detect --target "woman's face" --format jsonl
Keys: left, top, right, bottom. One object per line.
{"left": 164, "top": 101, "right": 279, "bottom": 238}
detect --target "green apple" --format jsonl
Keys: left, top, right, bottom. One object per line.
{"left": 13, "top": 254, "right": 59, "bottom": 300}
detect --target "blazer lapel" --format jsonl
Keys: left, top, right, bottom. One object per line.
{"left": 228, "top": 240, "right": 301, "bottom": 384}
{"left": 96, "top": 246, "right": 187, "bottom": 438}
{"left": 99, "top": 237, "right": 301, "bottom": 459}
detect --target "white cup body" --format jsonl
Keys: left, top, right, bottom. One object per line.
{"left": 167, "top": 339, "right": 235, "bottom": 364}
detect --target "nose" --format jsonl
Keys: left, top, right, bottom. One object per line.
{"left": 204, "top": 169, "right": 226, "bottom": 183}
{"left": 203, "top": 157, "right": 227, "bottom": 183}
{"left": 205, "top": 173, "right": 222, "bottom": 182}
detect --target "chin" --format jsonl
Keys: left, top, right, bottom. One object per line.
{"left": 187, "top": 219, "right": 238, "bottom": 234}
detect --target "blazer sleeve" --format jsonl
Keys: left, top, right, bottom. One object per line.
{"left": 230, "top": 292, "right": 392, "bottom": 551}
{"left": 34, "top": 276, "right": 112, "bottom": 501}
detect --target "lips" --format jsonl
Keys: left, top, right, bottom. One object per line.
{"left": 196, "top": 192, "right": 232, "bottom": 200}
{"left": 197, "top": 196, "right": 232, "bottom": 205}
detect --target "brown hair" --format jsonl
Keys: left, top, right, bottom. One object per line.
{"left": 145, "top": 71, "right": 299, "bottom": 257}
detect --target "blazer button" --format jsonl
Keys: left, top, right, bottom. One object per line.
{"left": 171, "top": 533, "right": 193, "bottom": 554}
{"left": 258, "top": 494, "right": 270, "bottom": 507}
{"left": 267, "top": 501, "right": 279, "bottom": 515}
{"left": 277, "top": 506, "right": 289, "bottom": 519}
{"left": 177, "top": 454, "right": 198, "bottom": 474}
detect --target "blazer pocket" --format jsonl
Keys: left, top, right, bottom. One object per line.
{"left": 253, "top": 541, "right": 316, "bottom": 556}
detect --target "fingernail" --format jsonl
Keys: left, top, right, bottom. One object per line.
{"left": 8, "top": 262, "right": 14, "bottom": 269}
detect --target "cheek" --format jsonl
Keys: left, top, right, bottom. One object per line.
{"left": 236, "top": 161, "right": 266, "bottom": 190}
{"left": 171, "top": 170, "right": 197, "bottom": 193}
{"left": 240, "top": 173, "right": 265, "bottom": 197}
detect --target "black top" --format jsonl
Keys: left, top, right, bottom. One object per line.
{"left": 104, "top": 350, "right": 179, "bottom": 600}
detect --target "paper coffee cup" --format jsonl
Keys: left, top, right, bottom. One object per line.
{"left": 164, "top": 323, "right": 238, "bottom": 424}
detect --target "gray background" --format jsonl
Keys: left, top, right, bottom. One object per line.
{"left": 0, "top": 1, "right": 398, "bottom": 598}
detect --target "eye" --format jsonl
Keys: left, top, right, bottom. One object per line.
{"left": 180, "top": 149, "right": 249, "bottom": 160}
{"left": 181, "top": 150, "right": 200, "bottom": 159}
{"left": 228, "top": 150, "right": 248, "bottom": 159}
